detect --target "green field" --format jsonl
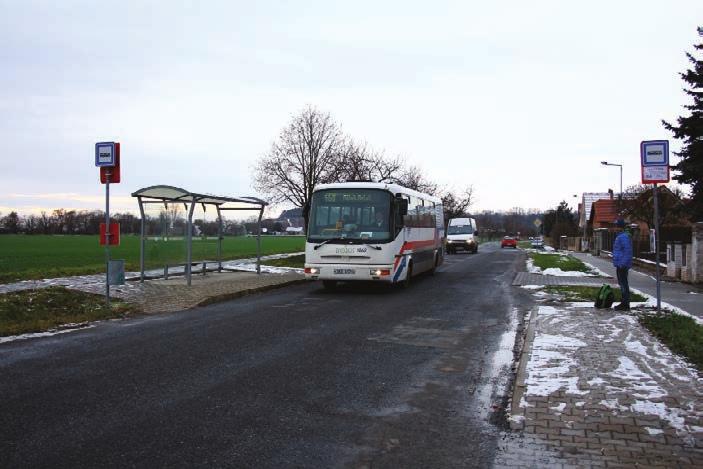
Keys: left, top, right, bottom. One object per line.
{"left": 0, "top": 235, "right": 305, "bottom": 283}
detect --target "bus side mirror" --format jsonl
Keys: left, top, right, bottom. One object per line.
{"left": 474, "top": 230, "right": 479, "bottom": 236}
{"left": 396, "top": 197, "right": 408, "bottom": 216}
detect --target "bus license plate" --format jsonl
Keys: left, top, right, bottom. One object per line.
{"left": 334, "top": 268, "right": 355, "bottom": 275}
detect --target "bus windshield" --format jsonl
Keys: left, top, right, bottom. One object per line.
{"left": 447, "top": 225, "right": 474, "bottom": 235}
{"left": 308, "top": 189, "right": 393, "bottom": 242}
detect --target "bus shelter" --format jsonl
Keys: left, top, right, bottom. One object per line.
{"left": 132, "top": 185, "right": 268, "bottom": 286}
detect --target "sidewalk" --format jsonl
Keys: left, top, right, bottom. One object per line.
{"left": 573, "top": 252, "right": 703, "bottom": 320}
{"left": 496, "top": 288, "right": 703, "bottom": 468}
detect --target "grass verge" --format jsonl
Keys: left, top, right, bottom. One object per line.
{"left": 263, "top": 254, "right": 305, "bottom": 268}
{"left": 0, "top": 287, "right": 137, "bottom": 336}
{"left": 530, "top": 252, "right": 591, "bottom": 273}
{"left": 640, "top": 313, "right": 703, "bottom": 369}
{"left": 544, "top": 285, "right": 647, "bottom": 303}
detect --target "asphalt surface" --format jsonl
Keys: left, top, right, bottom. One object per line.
{"left": 0, "top": 242, "right": 533, "bottom": 468}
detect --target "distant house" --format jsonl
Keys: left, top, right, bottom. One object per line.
{"left": 578, "top": 192, "right": 610, "bottom": 233}
{"left": 589, "top": 197, "right": 619, "bottom": 231}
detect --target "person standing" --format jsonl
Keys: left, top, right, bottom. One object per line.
{"left": 612, "top": 219, "right": 633, "bottom": 310}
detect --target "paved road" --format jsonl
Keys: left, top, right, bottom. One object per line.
{"left": 0, "top": 243, "right": 532, "bottom": 468}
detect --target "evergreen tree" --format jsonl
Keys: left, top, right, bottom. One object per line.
{"left": 662, "top": 27, "right": 703, "bottom": 221}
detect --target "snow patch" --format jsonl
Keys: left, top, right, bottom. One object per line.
{"left": 625, "top": 340, "right": 648, "bottom": 357}
{"left": 631, "top": 400, "right": 686, "bottom": 432}
{"left": 541, "top": 267, "right": 594, "bottom": 277}
{"left": 550, "top": 403, "right": 566, "bottom": 412}
{"left": 588, "top": 377, "right": 605, "bottom": 386}
{"left": 0, "top": 324, "right": 95, "bottom": 344}
{"left": 537, "top": 306, "right": 560, "bottom": 317}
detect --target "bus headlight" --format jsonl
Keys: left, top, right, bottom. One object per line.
{"left": 304, "top": 267, "right": 319, "bottom": 275}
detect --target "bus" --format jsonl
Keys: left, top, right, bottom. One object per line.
{"left": 304, "top": 182, "right": 445, "bottom": 288}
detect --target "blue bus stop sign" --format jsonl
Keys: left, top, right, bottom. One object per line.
{"left": 640, "top": 140, "right": 669, "bottom": 166}
{"left": 640, "top": 140, "right": 670, "bottom": 184}
{"left": 95, "top": 142, "right": 116, "bottom": 167}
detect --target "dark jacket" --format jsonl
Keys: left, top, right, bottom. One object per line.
{"left": 613, "top": 231, "right": 633, "bottom": 269}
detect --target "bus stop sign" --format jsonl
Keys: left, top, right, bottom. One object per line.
{"left": 640, "top": 140, "right": 670, "bottom": 184}
{"left": 95, "top": 142, "right": 116, "bottom": 167}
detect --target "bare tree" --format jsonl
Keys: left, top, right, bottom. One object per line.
{"left": 38, "top": 211, "right": 51, "bottom": 234}
{"left": 1, "top": 211, "right": 21, "bottom": 233}
{"left": 622, "top": 184, "right": 689, "bottom": 227}
{"left": 337, "top": 142, "right": 404, "bottom": 183}
{"left": 441, "top": 186, "right": 475, "bottom": 221}
{"left": 253, "top": 106, "right": 347, "bottom": 228}
{"left": 391, "top": 164, "right": 439, "bottom": 195}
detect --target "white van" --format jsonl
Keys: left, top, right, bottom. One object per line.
{"left": 446, "top": 217, "right": 478, "bottom": 254}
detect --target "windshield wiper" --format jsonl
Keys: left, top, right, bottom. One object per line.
{"left": 362, "top": 243, "right": 382, "bottom": 250}
{"left": 313, "top": 237, "right": 349, "bottom": 250}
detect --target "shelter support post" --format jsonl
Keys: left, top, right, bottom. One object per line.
{"left": 257, "top": 208, "right": 263, "bottom": 275}
{"left": 186, "top": 200, "right": 196, "bottom": 286}
{"left": 138, "top": 197, "right": 146, "bottom": 283}
{"left": 216, "top": 206, "right": 223, "bottom": 272}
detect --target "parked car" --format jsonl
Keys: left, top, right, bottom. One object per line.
{"left": 501, "top": 236, "right": 517, "bottom": 249}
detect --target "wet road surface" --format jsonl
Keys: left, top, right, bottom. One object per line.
{"left": 0, "top": 242, "right": 533, "bottom": 468}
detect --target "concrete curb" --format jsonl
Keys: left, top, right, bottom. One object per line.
{"left": 510, "top": 305, "right": 538, "bottom": 430}
{"left": 196, "top": 279, "right": 308, "bottom": 308}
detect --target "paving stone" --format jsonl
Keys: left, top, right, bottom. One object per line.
{"left": 496, "top": 281, "right": 703, "bottom": 468}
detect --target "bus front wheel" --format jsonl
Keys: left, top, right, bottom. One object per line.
{"left": 429, "top": 253, "right": 438, "bottom": 275}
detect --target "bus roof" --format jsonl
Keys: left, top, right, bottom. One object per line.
{"left": 314, "top": 182, "right": 442, "bottom": 204}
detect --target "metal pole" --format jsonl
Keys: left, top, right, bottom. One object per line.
{"left": 653, "top": 184, "right": 661, "bottom": 313}
{"left": 138, "top": 196, "right": 145, "bottom": 283}
{"left": 216, "top": 206, "right": 223, "bottom": 272}
{"left": 105, "top": 172, "right": 111, "bottom": 308}
{"left": 256, "top": 208, "right": 263, "bottom": 275}
{"left": 186, "top": 200, "right": 196, "bottom": 286}
{"left": 619, "top": 165, "right": 623, "bottom": 214}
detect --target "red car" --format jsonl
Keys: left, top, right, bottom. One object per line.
{"left": 501, "top": 236, "right": 518, "bottom": 249}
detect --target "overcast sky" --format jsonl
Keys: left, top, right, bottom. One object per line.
{"left": 1, "top": 0, "right": 700, "bottom": 218}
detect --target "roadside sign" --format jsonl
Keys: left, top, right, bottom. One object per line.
{"left": 100, "top": 142, "right": 121, "bottom": 183}
{"left": 640, "top": 140, "right": 668, "bottom": 313}
{"left": 95, "top": 142, "right": 116, "bottom": 167}
{"left": 533, "top": 219, "right": 542, "bottom": 227}
{"left": 640, "top": 140, "right": 670, "bottom": 184}
{"left": 642, "top": 166, "right": 669, "bottom": 184}
{"left": 100, "top": 223, "right": 120, "bottom": 246}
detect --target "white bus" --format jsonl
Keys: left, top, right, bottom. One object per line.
{"left": 304, "top": 182, "right": 445, "bottom": 288}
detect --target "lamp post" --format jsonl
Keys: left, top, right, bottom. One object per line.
{"left": 601, "top": 161, "right": 623, "bottom": 212}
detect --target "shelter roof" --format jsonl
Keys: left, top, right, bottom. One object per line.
{"left": 131, "top": 185, "right": 267, "bottom": 207}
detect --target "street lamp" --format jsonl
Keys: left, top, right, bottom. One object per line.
{"left": 601, "top": 161, "right": 623, "bottom": 212}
